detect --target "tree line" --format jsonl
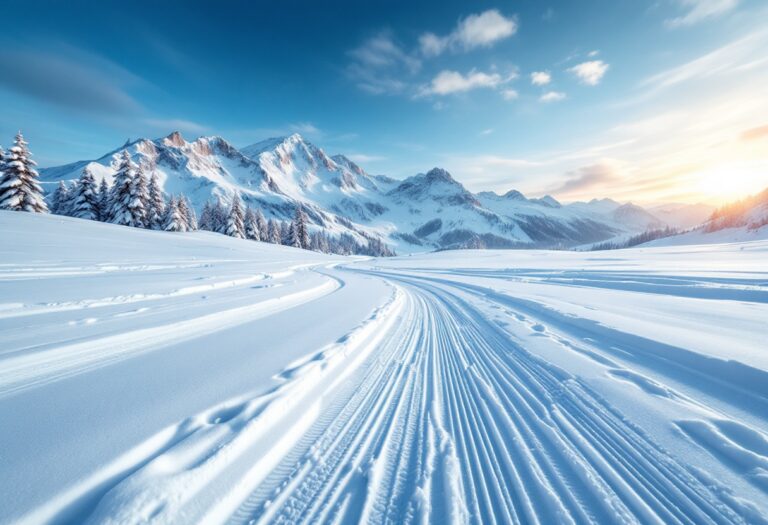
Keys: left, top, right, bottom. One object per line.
{"left": 0, "top": 134, "right": 394, "bottom": 256}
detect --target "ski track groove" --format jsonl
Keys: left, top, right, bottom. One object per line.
{"left": 224, "top": 268, "right": 756, "bottom": 525}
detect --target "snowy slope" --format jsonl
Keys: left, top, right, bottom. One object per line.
{"left": 39, "top": 132, "right": 673, "bottom": 252}
{"left": 2, "top": 210, "right": 768, "bottom": 523}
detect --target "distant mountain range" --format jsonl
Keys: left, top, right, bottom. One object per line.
{"left": 39, "top": 131, "right": 714, "bottom": 252}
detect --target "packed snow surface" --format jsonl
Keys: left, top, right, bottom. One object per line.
{"left": 1, "top": 211, "right": 767, "bottom": 524}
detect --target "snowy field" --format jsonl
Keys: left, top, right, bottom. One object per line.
{"left": 1, "top": 210, "right": 767, "bottom": 524}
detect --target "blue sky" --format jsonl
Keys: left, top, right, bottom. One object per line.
{"left": 1, "top": 0, "right": 767, "bottom": 204}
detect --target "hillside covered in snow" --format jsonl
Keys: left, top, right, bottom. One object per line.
{"left": 38, "top": 132, "right": 712, "bottom": 252}
{"left": 1, "top": 211, "right": 767, "bottom": 524}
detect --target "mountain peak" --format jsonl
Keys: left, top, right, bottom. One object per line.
{"left": 502, "top": 189, "right": 526, "bottom": 200}
{"left": 163, "top": 131, "right": 186, "bottom": 148}
{"left": 424, "top": 167, "right": 456, "bottom": 184}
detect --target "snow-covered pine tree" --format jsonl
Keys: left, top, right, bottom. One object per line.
{"left": 49, "top": 181, "right": 70, "bottom": 215}
{"left": 96, "top": 178, "right": 110, "bottom": 221}
{"left": 163, "top": 195, "right": 186, "bottom": 232}
{"left": 287, "top": 221, "right": 302, "bottom": 248}
{"left": 291, "top": 206, "right": 310, "bottom": 249}
{"left": 128, "top": 162, "right": 149, "bottom": 228}
{"left": 212, "top": 198, "right": 227, "bottom": 233}
{"left": 254, "top": 209, "right": 268, "bottom": 240}
{"left": 177, "top": 195, "right": 192, "bottom": 230}
{"left": 244, "top": 206, "right": 260, "bottom": 240}
{"left": 70, "top": 169, "right": 99, "bottom": 220}
{"left": 181, "top": 196, "right": 197, "bottom": 230}
{"left": 108, "top": 151, "right": 138, "bottom": 226}
{"left": 267, "top": 219, "right": 281, "bottom": 244}
{"left": 147, "top": 173, "right": 165, "bottom": 230}
{"left": 225, "top": 193, "right": 245, "bottom": 238}
{"left": 198, "top": 200, "right": 213, "bottom": 231}
{"left": 0, "top": 132, "right": 48, "bottom": 213}
{"left": 280, "top": 220, "right": 291, "bottom": 245}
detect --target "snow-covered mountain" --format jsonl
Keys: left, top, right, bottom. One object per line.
{"left": 39, "top": 131, "right": 686, "bottom": 252}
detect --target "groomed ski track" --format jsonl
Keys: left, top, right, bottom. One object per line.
{"left": 65, "top": 265, "right": 766, "bottom": 525}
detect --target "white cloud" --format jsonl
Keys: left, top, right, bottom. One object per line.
{"left": 456, "top": 10, "right": 518, "bottom": 49}
{"left": 419, "top": 9, "right": 517, "bottom": 57}
{"left": 501, "top": 89, "right": 519, "bottom": 100}
{"left": 347, "top": 32, "right": 420, "bottom": 95}
{"left": 540, "top": 91, "right": 566, "bottom": 102}
{"left": 289, "top": 122, "right": 322, "bottom": 136}
{"left": 640, "top": 28, "right": 768, "bottom": 97}
{"left": 418, "top": 32, "right": 448, "bottom": 57}
{"left": 531, "top": 71, "right": 551, "bottom": 85}
{"left": 346, "top": 153, "right": 386, "bottom": 163}
{"left": 569, "top": 60, "right": 609, "bottom": 85}
{"left": 480, "top": 128, "right": 494, "bottom": 135}
{"left": 420, "top": 69, "right": 504, "bottom": 96}
{"left": 666, "top": 0, "right": 739, "bottom": 27}
{"left": 588, "top": 50, "right": 600, "bottom": 57}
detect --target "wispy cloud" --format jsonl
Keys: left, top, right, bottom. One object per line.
{"left": 639, "top": 28, "right": 768, "bottom": 97}
{"left": 530, "top": 71, "right": 551, "bottom": 86}
{"left": 540, "top": 91, "right": 566, "bottom": 102}
{"left": 500, "top": 89, "right": 519, "bottom": 100}
{"left": 419, "top": 9, "right": 517, "bottom": 57}
{"left": 419, "top": 69, "right": 508, "bottom": 96}
{"left": 346, "top": 153, "right": 386, "bottom": 163}
{"left": 548, "top": 161, "right": 624, "bottom": 196}
{"left": 569, "top": 60, "right": 609, "bottom": 85}
{"left": 666, "top": 0, "right": 739, "bottom": 27}
{"left": 0, "top": 46, "right": 143, "bottom": 114}
{"left": 741, "top": 124, "right": 768, "bottom": 141}
{"left": 346, "top": 32, "right": 420, "bottom": 95}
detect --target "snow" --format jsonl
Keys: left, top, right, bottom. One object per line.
{"left": 38, "top": 132, "right": 691, "bottom": 252}
{"left": 1, "top": 210, "right": 767, "bottom": 524}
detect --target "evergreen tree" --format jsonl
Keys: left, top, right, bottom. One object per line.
{"left": 147, "top": 173, "right": 165, "bottom": 229}
{"left": 199, "top": 200, "right": 213, "bottom": 231}
{"left": 244, "top": 206, "right": 260, "bottom": 240}
{"left": 255, "top": 209, "right": 268, "bottom": 240}
{"left": 267, "top": 219, "right": 281, "bottom": 244}
{"left": 287, "top": 222, "right": 301, "bottom": 248}
{"left": 290, "top": 206, "right": 310, "bottom": 249}
{"left": 70, "top": 169, "right": 99, "bottom": 220}
{"left": 0, "top": 132, "right": 48, "bottom": 213}
{"left": 97, "top": 178, "right": 110, "bottom": 221}
{"left": 128, "top": 162, "right": 149, "bottom": 228}
{"left": 49, "top": 181, "right": 70, "bottom": 215}
{"left": 108, "top": 150, "right": 139, "bottom": 226}
{"left": 181, "top": 196, "right": 197, "bottom": 230}
{"left": 163, "top": 196, "right": 187, "bottom": 232}
{"left": 225, "top": 193, "right": 245, "bottom": 238}
{"left": 280, "top": 220, "right": 291, "bottom": 245}
{"left": 212, "top": 198, "right": 227, "bottom": 233}
{"left": 177, "top": 195, "right": 192, "bottom": 230}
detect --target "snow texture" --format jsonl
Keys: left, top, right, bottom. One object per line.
{"left": 1, "top": 210, "right": 767, "bottom": 524}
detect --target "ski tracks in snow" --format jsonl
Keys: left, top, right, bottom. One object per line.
{"left": 15, "top": 265, "right": 768, "bottom": 524}
{"left": 225, "top": 269, "right": 764, "bottom": 525}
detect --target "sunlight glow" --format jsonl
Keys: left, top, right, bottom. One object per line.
{"left": 693, "top": 161, "right": 768, "bottom": 203}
